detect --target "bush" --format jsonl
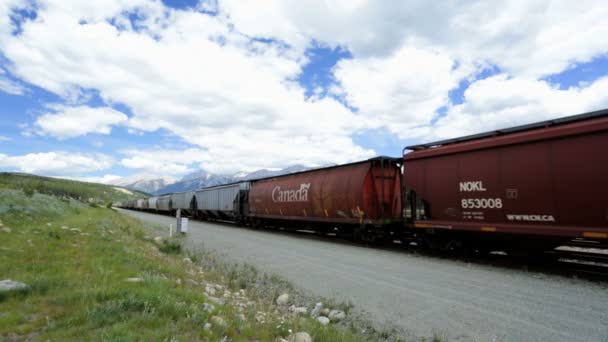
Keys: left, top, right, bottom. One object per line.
{"left": 158, "top": 240, "right": 182, "bottom": 255}
{"left": 106, "top": 202, "right": 113, "bottom": 209}
{"left": 23, "top": 187, "right": 34, "bottom": 197}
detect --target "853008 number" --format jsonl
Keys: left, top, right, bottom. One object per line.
{"left": 461, "top": 198, "right": 503, "bottom": 209}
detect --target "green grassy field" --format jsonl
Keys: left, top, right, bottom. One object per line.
{"left": 0, "top": 182, "right": 368, "bottom": 340}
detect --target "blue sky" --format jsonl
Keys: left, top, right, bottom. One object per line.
{"left": 1, "top": 1, "right": 607, "bottom": 182}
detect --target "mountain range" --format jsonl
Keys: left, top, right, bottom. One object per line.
{"left": 108, "top": 174, "right": 177, "bottom": 195}
{"left": 109, "top": 165, "right": 315, "bottom": 195}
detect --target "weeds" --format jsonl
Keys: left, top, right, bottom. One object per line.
{"left": 158, "top": 239, "right": 183, "bottom": 254}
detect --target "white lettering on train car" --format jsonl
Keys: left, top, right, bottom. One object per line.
{"left": 506, "top": 214, "right": 556, "bottom": 222}
{"left": 272, "top": 183, "right": 311, "bottom": 202}
{"left": 461, "top": 198, "right": 503, "bottom": 209}
{"left": 459, "top": 181, "right": 487, "bottom": 192}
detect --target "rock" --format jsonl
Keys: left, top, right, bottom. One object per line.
{"left": 320, "top": 308, "right": 330, "bottom": 317}
{"left": 316, "top": 316, "right": 330, "bottom": 325}
{"left": 185, "top": 279, "right": 199, "bottom": 286}
{"left": 61, "top": 226, "right": 69, "bottom": 230}
{"left": 70, "top": 228, "right": 81, "bottom": 233}
{"left": 214, "top": 284, "right": 224, "bottom": 291}
{"left": 289, "top": 305, "right": 307, "bottom": 315}
{"left": 125, "top": 277, "right": 144, "bottom": 283}
{"left": 205, "top": 285, "right": 217, "bottom": 296}
{"left": 203, "top": 322, "right": 212, "bottom": 331}
{"left": 175, "top": 279, "right": 182, "bottom": 285}
{"left": 203, "top": 303, "right": 215, "bottom": 312}
{"left": 154, "top": 236, "right": 164, "bottom": 243}
{"left": 276, "top": 293, "right": 289, "bottom": 306}
{"left": 255, "top": 311, "right": 266, "bottom": 323}
{"left": 210, "top": 316, "right": 226, "bottom": 327}
{"left": 328, "top": 309, "right": 346, "bottom": 322}
{"left": 311, "top": 302, "right": 323, "bottom": 317}
{"left": 1, "top": 227, "right": 11, "bottom": 233}
{"left": 182, "top": 257, "right": 192, "bottom": 263}
{"left": 46, "top": 223, "right": 52, "bottom": 226}
{"left": 287, "top": 332, "right": 312, "bottom": 342}
{"left": 0, "top": 279, "right": 29, "bottom": 293}
{"left": 207, "top": 296, "right": 225, "bottom": 305}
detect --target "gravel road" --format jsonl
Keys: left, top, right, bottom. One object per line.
{"left": 119, "top": 209, "right": 608, "bottom": 341}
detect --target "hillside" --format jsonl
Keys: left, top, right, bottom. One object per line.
{"left": 0, "top": 172, "right": 148, "bottom": 204}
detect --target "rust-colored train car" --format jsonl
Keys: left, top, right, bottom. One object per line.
{"left": 403, "top": 109, "right": 608, "bottom": 251}
{"left": 248, "top": 157, "right": 402, "bottom": 241}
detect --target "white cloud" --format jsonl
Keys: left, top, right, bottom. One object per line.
{"left": 33, "top": 106, "right": 128, "bottom": 139}
{"left": 0, "top": 76, "right": 26, "bottom": 95}
{"left": 218, "top": 1, "right": 608, "bottom": 78}
{"left": 0, "top": 0, "right": 373, "bottom": 173}
{"left": 119, "top": 148, "right": 207, "bottom": 175}
{"left": 0, "top": 136, "right": 10, "bottom": 142}
{"left": 0, "top": 151, "right": 114, "bottom": 175}
{"left": 425, "top": 75, "right": 608, "bottom": 140}
{"left": 333, "top": 46, "right": 462, "bottom": 138}
{"left": 0, "top": 67, "right": 26, "bottom": 95}
{"left": 1, "top": 0, "right": 607, "bottom": 177}
{"left": 64, "top": 174, "right": 124, "bottom": 184}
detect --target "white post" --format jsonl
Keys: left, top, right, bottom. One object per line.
{"left": 180, "top": 218, "right": 188, "bottom": 234}
{"left": 169, "top": 224, "right": 173, "bottom": 237}
{"left": 176, "top": 209, "right": 182, "bottom": 234}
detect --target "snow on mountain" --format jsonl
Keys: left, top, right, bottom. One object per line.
{"left": 108, "top": 174, "right": 177, "bottom": 194}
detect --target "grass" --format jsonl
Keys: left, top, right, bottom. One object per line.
{"left": 0, "top": 188, "right": 369, "bottom": 341}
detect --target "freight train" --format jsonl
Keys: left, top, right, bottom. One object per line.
{"left": 117, "top": 109, "right": 608, "bottom": 254}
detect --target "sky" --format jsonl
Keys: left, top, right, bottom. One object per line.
{"left": 1, "top": 0, "right": 608, "bottom": 183}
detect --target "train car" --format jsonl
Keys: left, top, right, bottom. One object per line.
{"left": 403, "top": 109, "right": 608, "bottom": 252}
{"left": 148, "top": 196, "right": 159, "bottom": 211}
{"left": 142, "top": 198, "right": 149, "bottom": 210}
{"left": 195, "top": 182, "right": 250, "bottom": 221}
{"left": 171, "top": 191, "right": 196, "bottom": 214}
{"left": 248, "top": 157, "right": 402, "bottom": 242}
{"left": 157, "top": 194, "right": 172, "bottom": 212}
{"left": 136, "top": 198, "right": 144, "bottom": 210}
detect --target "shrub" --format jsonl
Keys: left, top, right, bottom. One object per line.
{"left": 23, "top": 187, "right": 34, "bottom": 197}
{"left": 158, "top": 240, "right": 182, "bottom": 255}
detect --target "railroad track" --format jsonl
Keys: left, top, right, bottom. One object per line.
{"left": 550, "top": 246, "right": 608, "bottom": 278}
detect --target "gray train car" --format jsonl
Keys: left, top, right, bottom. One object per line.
{"left": 136, "top": 198, "right": 144, "bottom": 209}
{"left": 195, "top": 182, "right": 250, "bottom": 221}
{"left": 171, "top": 191, "right": 196, "bottom": 214}
{"left": 148, "top": 196, "right": 159, "bottom": 211}
{"left": 157, "top": 195, "right": 173, "bottom": 212}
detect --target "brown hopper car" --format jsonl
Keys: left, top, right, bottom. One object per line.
{"left": 248, "top": 157, "right": 402, "bottom": 241}
{"left": 403, "top": 109, "right": 608, "bottom": 250}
